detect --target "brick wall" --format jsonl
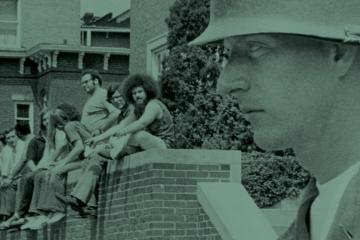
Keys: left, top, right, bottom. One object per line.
{"left": 0, "top": 79, "right": 36, "bottom": 131}
{"left": 0, "top": 53, "right": 128, "bottom": 133}
{"left": 0, "top": 149, "right": 241, "bottom": 240}
{"left": 198, "top": 209, "right": 222, "bottom": 240}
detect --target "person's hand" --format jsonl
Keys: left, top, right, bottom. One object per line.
{"left": 91, "top": 129, "right": 102, "bottom": 137}
{"left": 50, "top": 162, "right": 66, "bottom": 175}
{"left": 115, "top": 129, "right": 126, "bottom": 138}
{"left": 85, "top": 136, "right": 100, "bottom": 148}
{"left": 48, "top": 162, "right": 56, "bottom": 168}
{"left": 1, "top": 178, "right": 12, "bottom": 189}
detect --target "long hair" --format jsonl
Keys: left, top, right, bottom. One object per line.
{"left": 0, "top": 132, "right": 5, "bottom": 146}
{"left": 107, "top": 84, "right": 120, "bottom": 102}
{"left": 107, "top": 84, "right": 129, "bottom": 111}
{"left": 121, "top": 74, "right": 160, "bottom": 117}
{"left": 57, "top": 103, "right": 81, "bottom": 121}
{"left": 39, "top": 109, "right": 49, "bottom": 135}
{"left": 121, "top": 74, "right": 160, "bottom": 105}
{"left": 48, "top": 109, "right": 70, "bottom": 149}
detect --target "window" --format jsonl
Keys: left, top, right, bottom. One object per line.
{"left": 80, "top": 30, "right": 88, "bottom": 46}
{"left": 15, "top": 102, "right": 34, "bottom": 131}
{"left": 0, "top": 0, "right": 19, "bottom": 48}
{"left": 146, "top": 33, "right": 169, "bottom": 81}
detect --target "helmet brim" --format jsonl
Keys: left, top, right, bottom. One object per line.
{"left": 189, "top": 18, "right": 345, "bottom": 46}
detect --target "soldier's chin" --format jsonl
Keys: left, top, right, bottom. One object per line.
{"left": 253, "top": 131, "right": 288, "bottom": 151}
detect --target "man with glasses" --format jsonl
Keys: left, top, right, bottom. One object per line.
{"left": 80, "top": 69, "right": 120, "bottom": 136}
{"left": 56, "top": 70, "right": 120, "bottom": 216}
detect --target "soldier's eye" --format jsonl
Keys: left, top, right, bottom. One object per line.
{"left": 246, "top": 42, "right": 269, "bottom": 56}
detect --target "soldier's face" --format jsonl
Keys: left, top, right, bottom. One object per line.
{"left": 218, "top": 34, "right": 337, "bottom": 150}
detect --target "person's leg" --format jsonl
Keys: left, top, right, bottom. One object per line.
{"left": 128, "top": 130, "right": 167, "bottom": 150}
{"left": 0, "top": 190, "right": 6, "bottom": 217}
{"left": 69, "top": 154, "right": 104, "bottom": 206}
{"left": 6, "top": 182, "right": 17, "bottom": 216}
{"left": 93, "top": 143, "right": 112, "bottom": 159}
{"left": 0, "top": 185, "right": 17, "bottom": 228}
{"left": 28, "top": 170, "right": 48, "bottom": 215}
{"left": 15, "top": 171, "right": 38, "bottom": 218}
{"left": 37, "top": 171, "right": 66, "bottom": 213}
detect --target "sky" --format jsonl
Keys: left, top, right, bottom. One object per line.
{"left": 80, "top": 0, "right": 130, "bottom": 17}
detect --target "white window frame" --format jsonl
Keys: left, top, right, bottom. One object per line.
{"left": 146, "top": 32, "right": 169, "bottom": 81}
{"left": 14, "top": 101, "right": 34, "bottom": 132}
{"left": 0, "top": 0, "right": 21, "bottom": 48}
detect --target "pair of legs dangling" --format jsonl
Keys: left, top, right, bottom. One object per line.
{"left": 96, "top": 130, "right": 167, "bottom": 160}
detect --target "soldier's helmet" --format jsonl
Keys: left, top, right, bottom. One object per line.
{"left": 190, "top": 0, "right": 360, "bottom": 45}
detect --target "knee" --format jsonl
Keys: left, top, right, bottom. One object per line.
{"left": 132, "top": 131, "right": 148, "bottom": 142}
{"left": 133, "top": 131, "right": 167, "bottom": 150}
{"left": 132, "top": 131, "right": 156, "bottom": 147}
{"left": 24, "top": 172, "right": 35, "bottom": 182}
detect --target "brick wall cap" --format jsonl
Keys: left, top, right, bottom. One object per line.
{"left": 120, "top": 149, "right": 241, "bottom": 170}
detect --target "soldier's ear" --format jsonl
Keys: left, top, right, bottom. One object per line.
{"left": 329, "top": 43, "right": 357, "bottom": 78}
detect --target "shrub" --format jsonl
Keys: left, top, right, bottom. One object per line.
{"left": 242, "top": 152, "right": 310, "bottom": 208}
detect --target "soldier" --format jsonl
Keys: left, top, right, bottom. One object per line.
{"left": 190, "top": 0, "right": 360, "bottom": 239}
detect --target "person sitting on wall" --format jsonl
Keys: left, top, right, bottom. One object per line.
{"left": 54, "top": 87, "right": 135, "bottom": 215}
{"left": 107, "top": 84, "right": 134, "bottom": 124}
{"left": 0, "top": 131, "right": 6, "bottom": 220}
{"left": 86, "top": 74, "right": 175, "bottom": 158}
{"left": 3, "top": 120, "right": 46, "bottom": 229}
{"left": 0, "top": 130, "right": 12, "bottom": 222}
{"left": 0, "top": 128, "right": 25, "bottom": 229}
{"left": 80, "top": 69, "right": 120, "bottom": 136}
{"left": 47, "top": 105, "right": 105, "bottom": 217}
{"left": 21, "top": 104, "right": 80, "bottom": 230}
{"left": 85, "top": 84, "right": 137, "bottom": 159}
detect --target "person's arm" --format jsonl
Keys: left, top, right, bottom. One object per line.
{"left": 95, "top": 100, "right": 121, "bottom": 134}
{"left": 48, "top": 143, "right": 67, "bottom": 164}
{"left": 9, "top": 157, "right": 26, "bottom": 178}
{"left": 1, "top": 147, "right": 13, "bottom": 178}
{"left": 24, "top": 141, "right": 37, "bottom": 172}
{"left": 87, "top": 108, "right": 136, "bottom": 145}
{"left": 116, "top": 100, "right": 161, "bottom": 136}
{"left": 25, "top": 138, "right": 44, "bottom": 171}
{"left": 10, "top": 141, "right": 29, "bottom": 178}
{"left": 60, "top": 122, "right": 85, "bottom": 165}
{"left": 27, "top": 160, "right": 36, "bottom": 172}
{"left": 58, "top": 139, "right": 84, "bottom": 166}
{"left": 48, "top": 130, "right": 68, "bottom": 166}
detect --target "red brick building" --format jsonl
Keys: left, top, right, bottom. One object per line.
{"left": 0, "top": 0, "right": 130, "bottom": 132}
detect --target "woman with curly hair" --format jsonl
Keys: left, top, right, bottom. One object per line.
{"left": 86, "top": 74, "right": 174, "bottom": 158}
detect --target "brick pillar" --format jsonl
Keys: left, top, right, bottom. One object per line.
{"left": 0, "top": 149, "right": 241, "bottom": 240}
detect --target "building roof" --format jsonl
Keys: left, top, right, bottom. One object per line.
{"left": 81, "top": 10, "right": 130, "bottom": 28}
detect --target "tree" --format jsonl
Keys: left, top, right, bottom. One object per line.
{"left": 161, "top": 0, "right": 309, "bottom": 206}
{"left": 161, "top": 0, "right": 256, "bottom": 151}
